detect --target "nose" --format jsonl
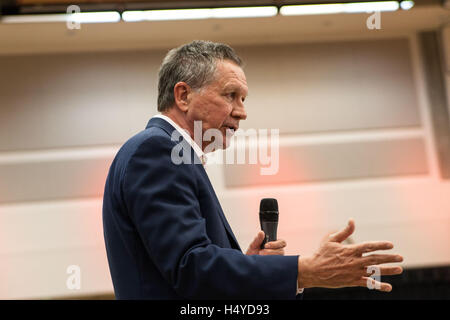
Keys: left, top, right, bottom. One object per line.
{"left": 231, "top": 103, "right": 247, "bottom": 121}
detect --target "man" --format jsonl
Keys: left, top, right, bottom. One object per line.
{"left": 103, "top": 40, "right": 403, "bottom": 299}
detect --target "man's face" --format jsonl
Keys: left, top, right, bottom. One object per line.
{"left": 186, "top": 59, "right": 248, "bottom": 151}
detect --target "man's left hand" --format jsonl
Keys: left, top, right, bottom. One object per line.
{"left": 245, "top": 231, "right": 287, "bottom": 256}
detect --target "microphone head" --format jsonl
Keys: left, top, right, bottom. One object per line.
{"left": 260, "top": 198, "right": 278, "bottom": 212}
{"left": 259, "top": 198, "right": 278, "bottom": 222}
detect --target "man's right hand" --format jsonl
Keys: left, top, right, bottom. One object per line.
{"left": 297, "top": 219, "right": 403, "bottom": 292}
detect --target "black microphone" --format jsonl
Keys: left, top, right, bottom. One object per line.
{"left": 259, "top": 198, "right": 279, "bottom": 249}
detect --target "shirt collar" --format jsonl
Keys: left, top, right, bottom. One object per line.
{"left": 152, "top": 114, "right": 205, "bottom": 163}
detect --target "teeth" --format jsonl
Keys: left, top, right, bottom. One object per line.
{"left": 224, "top": 125, "right": 236, "bottom": 132}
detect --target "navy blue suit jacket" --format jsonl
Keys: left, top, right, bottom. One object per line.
{"left": 103, "top": 117, "right": 300, "bottom": 299}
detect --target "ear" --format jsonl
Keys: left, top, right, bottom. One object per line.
{"left": 173, "top": 82, "right": 192, "bottom": 113}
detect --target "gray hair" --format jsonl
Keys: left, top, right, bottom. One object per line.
{"left": 157, "top": 40, "right": 243, "bottom": 112}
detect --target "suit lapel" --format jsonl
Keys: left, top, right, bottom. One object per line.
{"left": 197, "top": 165, "right": 242, "bottom": 251}
{"left": 146, "top": 117, "right": 242, "bottom": 251}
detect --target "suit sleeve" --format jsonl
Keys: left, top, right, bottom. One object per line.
{"left": 123, "top": 135, "right": 299, "bottom": 299}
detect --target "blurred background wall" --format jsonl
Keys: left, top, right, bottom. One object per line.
{"left": 0, "top": 0, "right": 449, "bottom": 299}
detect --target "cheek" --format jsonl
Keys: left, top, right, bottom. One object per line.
{"left": 210, "top": 100, "right": 232, "bottom": 125}
{"left": 219, "top": 100, "right": 233, "bottom": 117}
{"left": 194, "top": 95, "right": 232, "bottom": 128}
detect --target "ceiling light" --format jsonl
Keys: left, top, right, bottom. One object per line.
{"left": 400, "top": 1, "right": 415, "bottom": 10}
{"left": 1, "top": 12, "right": 121, "bottom": 24}
{"left": 280, "top": 1, "right": 400, "bottom": 16}
{"left": 122, "top": 6, "right": 278, "bottom": 22}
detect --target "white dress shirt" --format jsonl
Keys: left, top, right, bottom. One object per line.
{"left": 152, "top": 114, "right": 206, "bottom": 165}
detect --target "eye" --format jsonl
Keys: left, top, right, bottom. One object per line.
{"left": 226, "top": 92, "right": 236, "bottom": 100}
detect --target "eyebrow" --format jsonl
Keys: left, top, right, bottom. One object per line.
{"left": 224, "top": 84, "right": 248, "bottom": 97}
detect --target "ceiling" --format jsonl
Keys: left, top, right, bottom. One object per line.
{"left": 0, "top": 3, "right": 449, "bottom": 55}
{"left": 1, "top": 0, "right": 443, "bottom": 14}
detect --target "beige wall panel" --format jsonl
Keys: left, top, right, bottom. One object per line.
{"left": 218, "top": 179, "right": 450, "bottom": 268}
{"left": 223, "top": 138, "right": 428, "bottom": 188}
{"left": 0, "top": 154, "right": 113, "bottom": 203}
{"left": 0, "top": 38, "right": 419, "bottom": 152}
{"left": 0, "top": 247, "right": 113, "bottom": 299}
{"left": 237, "top": 39, "right": 420, "bottom": 133}
{"left": 0, "top": 50, "right": 163, "bottom": 151}
{"left": 0, "top": 179, "right": 448, "bottom": 298}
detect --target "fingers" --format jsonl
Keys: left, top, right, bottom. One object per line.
{"left": 364, "top": 265, "right": 403, "bottom": 276}
{"left": 246, "top": 231, "right": 265, "bottom": 254}
{"left": 260, "top": 248, "right": 285, "bottom": 256}
{"left": 320, "top": 230, "right": 339, "bottom": 245}
{"left": 261, "top": 239, "right": 287, "bottom": 255}
{"left": 349, "top": 241, "right": 394, "bottom": 254}
{"left": 246, "top": 233, "right": 287, "bottom": 255}
{"left": 264, "top": 239, "right": 287, "bottom": 250}
{"left": 248, "top": 231, "right": 265, "bottom": 250}
{"left": 328, "top": 219, "right": 355, "bottom": 243}
{"left": 356, "top": 266, "right": 403, "bottom": 292}
{"left": 357, "top": 277, "right": 393, "bottom": 292}
{"left": 360, "top": 254, "right": 403, "bottom": 266}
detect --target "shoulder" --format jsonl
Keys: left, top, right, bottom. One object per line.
{"left": 123, "top": 126, "right": 198, "bottom": 177}
{"left": 112, "top": 126, "right": 177, "bottom": 172}
{"left": 124, "top": 126, "right": 175, "bottom": 157}
{"left": 122, "top": 127, "right": 200, "bottom": 202}
{"left": 107, "top": 126, "right": 176, "bottom": 184}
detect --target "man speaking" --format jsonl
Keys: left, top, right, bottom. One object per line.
{"left": 102, "top": 40, "right": 403, "bottom": 299}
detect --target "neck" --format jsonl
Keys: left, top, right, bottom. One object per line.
{"left": 161, "top": 108, "right": 194, "bottom": 139}
{"left": 161, "top": 108, "right": 208, "bottom": 152}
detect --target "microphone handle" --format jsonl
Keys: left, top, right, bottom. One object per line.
{"left": 260, "top": 221, "right": 278, "bottom": 249}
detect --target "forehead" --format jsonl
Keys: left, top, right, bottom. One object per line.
{"left": 212, "top": 60, "right": 248, "bottom": 94}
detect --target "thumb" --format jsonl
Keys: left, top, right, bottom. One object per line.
{"left": 249, "top": 231, "right": 265, "bottom": 250}
{"left": 328, "top": 219, "right": 355, "bottom": 243}
{"left": 320, "top": 229, "right": 339, "bottom": 245}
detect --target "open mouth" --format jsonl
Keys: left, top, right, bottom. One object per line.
{"left": 223, "top": 125, "right": 238, "bottom": 133}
